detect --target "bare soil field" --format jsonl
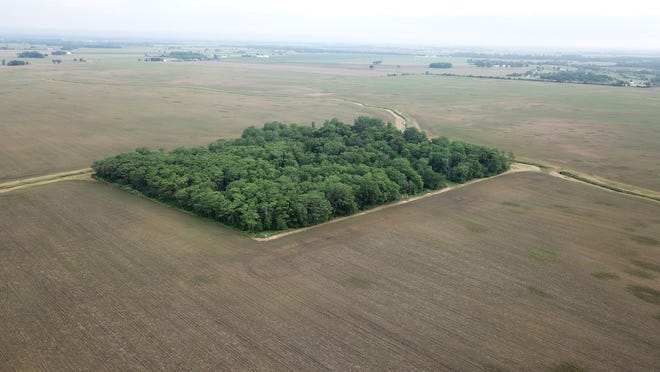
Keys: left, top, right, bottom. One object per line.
{"left": 1, "top": 172, "right": 658, "bottom": 370}
{"left": 2, "top": 53, "right": 658, "bottom": 191}
{"left": 0, "top": 63, "right": 387, "bottom": 182}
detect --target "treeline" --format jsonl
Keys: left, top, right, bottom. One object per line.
{"left": 162, "top": 51, "right": 207, "bottom": 60}
{"left": 468, "top": 59, "right": 529, "bottom": 67}
{"left": 429, "top": 62, "right": 452, "bottom": 68}
{"left": 93, "top": 117, "right": 511, "bottom": 233}
{"left": 4, "top": 60, "right": 29, "bottom": 66}
{"left": 17, "top": 51, "right": 46, "bottom": 58}
{"left": 538, "top": 71, "right": 624, "bottom": 85}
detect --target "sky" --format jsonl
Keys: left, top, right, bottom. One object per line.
{"left": 2, "top": 0, "right": 660, "bottom": 50}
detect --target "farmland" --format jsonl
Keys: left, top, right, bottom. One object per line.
{"left": 1, "top": 42, "right": 660, "bottom": 370}
{"left": 1, "top": 47, "right": 659, "bottom": 192}
{"left": 1, "top": 172, "right": 659, "bottom": 370}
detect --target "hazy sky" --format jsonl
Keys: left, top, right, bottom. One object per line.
{"left": 3, "top": 0, "right": 660, "bottom": 50}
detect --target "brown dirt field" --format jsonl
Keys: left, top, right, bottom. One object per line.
{"left": 3, "top": 56, "right": 659, "bottom": 192}
{"left": 1, "top": 172, "right": 659, "bottom": 370}
{"left": 0, "top": 65, "right": 388, "bottom": 182}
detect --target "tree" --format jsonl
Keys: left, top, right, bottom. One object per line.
{"left": 17, "top": 51, "right": 46, "bottom": 58}
{"left": 323, "top": 182, "right": 357, "bottom": 216}
{"left": 92, "top": 118, "right": 511, "bottom": 233}
{"left": 299, "top": 192, "right": 332, "bottom": 226}
{"left": 429, "top": 62, "right": 452, "bottom": 68}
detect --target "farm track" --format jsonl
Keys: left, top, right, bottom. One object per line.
{"left": 330, "top": 98, "right": 414, "bottom": 131}
{"left": 0, "top": 168, "right": 93, "bottom": 193}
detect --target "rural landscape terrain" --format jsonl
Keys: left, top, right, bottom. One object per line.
{"left": 1, "top": 37, "right": 659, "bottom": 370}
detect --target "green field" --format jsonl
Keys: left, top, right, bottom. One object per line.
{"left": 1, "top": 172, "right": 658, "bottom": 370}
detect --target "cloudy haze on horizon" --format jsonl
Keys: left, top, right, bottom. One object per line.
{"left": 3, "top": 0, "right": 660, "bottom": 50}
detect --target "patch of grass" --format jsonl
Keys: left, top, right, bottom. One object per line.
{"left": 631, "top": 260, "right": 660, "bottom": 273}
{"left": 192, "top": 274, "right": 213, "bottom": 284}
{"left": 530, "top": 248, "right": 556, "bottom": 262}
{"left": 552, "top": 362, "right": 587, "bottom": 372}
{"left": 466, "top": 222, "right": 489, "bottom": 233}
{"left": 627, "top": 285, "right": 660, "bottom": 305}
{"left": 502, "top": 201, "right": 530, "bottom": 214}
{"left": 483, "top": 363, "right": 511, "bottom": 372}
{"left": 345, "top": 276, "right": 371, "bottom": 289}
{"left": 527, "top": 286, "right": 552, "bottom": 298}
{"left": 591, "top": 272, "right": 619, "bottom": 280}
{"left": 629, "top": 235, "right": 659, "bottom": 246}
{"left": 625, "top": 269, "right": 656, "bottom": 279}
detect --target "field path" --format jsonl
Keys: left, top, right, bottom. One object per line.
{"left": 331, "top": 98, "right": 413, "bottom": 130}
{"left": 0, "top": 168, "right": 93, "bottom": 194}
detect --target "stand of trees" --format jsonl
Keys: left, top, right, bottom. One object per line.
{"left": 18, "top": 51, "right": 46, "bottom": 58}
{"left": 6, "top": 60, "right": 29, "bottom": 66}
{"left": 538, "top": 71, "right": 624, "bottom": 85}
{"left": 162, "top": 51, "right": 206, "bottom": 60}
{"left": 429, "top": 62, "right": 452, "bottom": 68}
{"left": 468, "top": 59, "right": 528, "bottom": 67}
{"left": 93, "top": 117, "right": 511, "bottom": 233}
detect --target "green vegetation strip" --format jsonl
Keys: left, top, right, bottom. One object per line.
{"left": 631, "top": 260, "right": 660, "bottom": 273}
{"left": 591, "top": 272, "right": 618, "bottom": 280}
{"left": 625, "top": 269, "right": 655, "bottom": 279}
{"left": 529, "top": 248, "right": 556, "bottom": 262}
{"left": 627, "top": 285, "right": 660, "bottom": 305}
{"left": 92, "top": 117, "right": 511, "bottom": 233}
{"left": 558, "top": 171, "right": 660, "bottom": 202}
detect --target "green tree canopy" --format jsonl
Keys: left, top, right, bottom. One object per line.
{"left": 93, "top": 117, "right": 511, "bottom": 233}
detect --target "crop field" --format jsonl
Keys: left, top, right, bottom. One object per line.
{"left": 1, "top": 48, "right": 659, "bottom": 192}
{"left": 1, "top": 172, "right": 659, "bottom": 370}
{"left": 0, "top": 60, "right": 386, "bottom": 181}
{"left": 2, "top": 45, "right": 659, "bottom": 370}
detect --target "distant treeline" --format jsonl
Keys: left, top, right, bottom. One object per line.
{"left": 161, "top": 51, "right": 207, "bottom": 60}
{"left": 17, "top": 51, "right": 46, "bottom": 58}
{"left": 93, "top": 117, "right": 511, "bottom": 233}
{"left": 468, "top": 59, "right": 529, "bottom": 67}
{"left": 616, "top": 61, "right": 660, "bottom": 70}
{"left": 455, "top": 52, "right": 569, "bottom": 60}
{"left": 538, "top": 71, "right": 624, "bottom": 85}
{"left": 4, "top": 60, "right": 29, "bottom": 66}
{"left": 429, "top": 62, "right": 452, "bottom": 68}
{"left": 456, "top": 52, "right": 660, "bottom": 70}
